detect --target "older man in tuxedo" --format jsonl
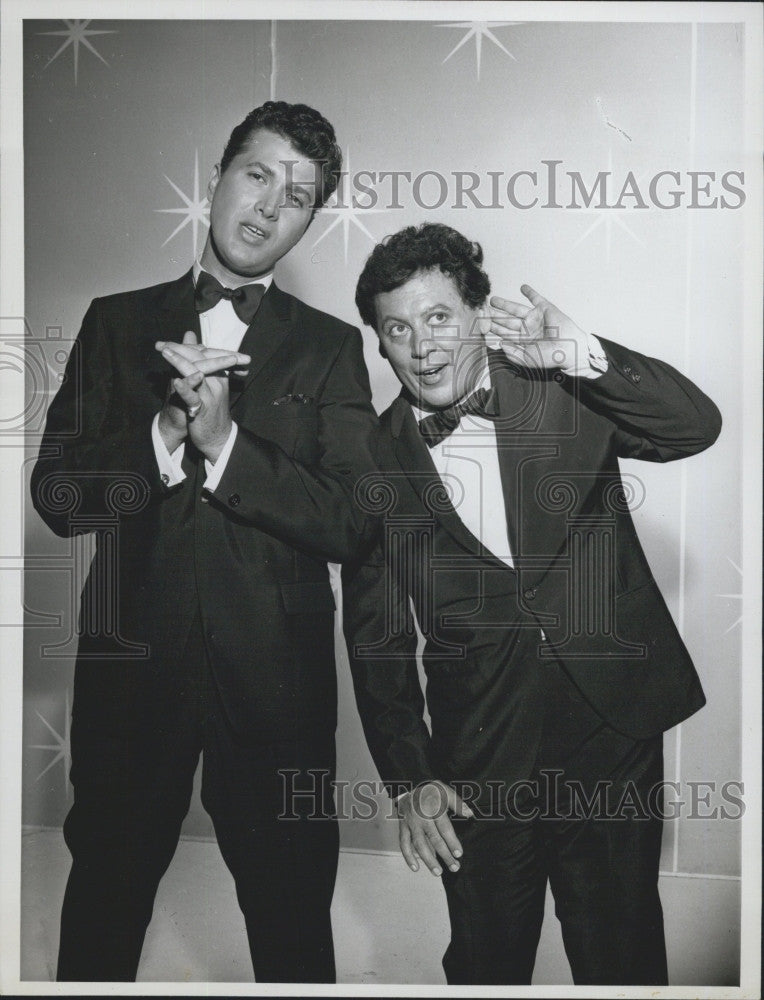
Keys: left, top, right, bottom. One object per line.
{"left": 31, "top": 101, "right": 377, "bottom": 983}
{"left": 342, "top": 222, "right": 721, "bottom": 985}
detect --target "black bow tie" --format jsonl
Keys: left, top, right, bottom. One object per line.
{"left": 417, "top": 387, "right": 498, "bottom": 448}
{"left": 194, "top": 271, "right": 266, "bottom": 325}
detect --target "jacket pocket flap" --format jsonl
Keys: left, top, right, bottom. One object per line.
{"left": 280, "top": 581, "right": 336, "bottom": 615}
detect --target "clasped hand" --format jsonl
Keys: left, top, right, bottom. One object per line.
{"left": 156, "top": 331, "right": 251, "bottom": 463}
{"left": 487, "top": 284, "right": 589, "bottom": 372}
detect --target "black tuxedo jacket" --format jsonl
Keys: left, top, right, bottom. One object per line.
{"left": 342, "top": 340, "right": 721, "bottom": 793}
{"left": 31, "top": 271, "right": 378, "bottom": 742}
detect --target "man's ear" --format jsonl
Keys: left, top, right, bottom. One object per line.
{"left": 207, "top": 164, "right": 221, "bottom": 202}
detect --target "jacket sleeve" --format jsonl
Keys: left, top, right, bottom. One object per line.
{"left": 341, "top": 537, "right": 435, "bottom": 797}
{"left": 570, "top": 335, "right": 722, "bottom": 462}
{"left": 209, "top": 327, "right": 379, "bottom": 563}
{"left": 30, "top": 298, "right": 163, "bottom": 537}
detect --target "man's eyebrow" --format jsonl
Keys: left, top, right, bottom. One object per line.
{"left": 419, "top": 302, "right": 453, "bottom": 319}
{"left": 380, "top": 302, "right": 453, "bottom": 326}
{"left": 245, "top": 160, "right": 273, "bottom": 178}
{"left": 380, "top": 313, "right": 407, "bottom": 328}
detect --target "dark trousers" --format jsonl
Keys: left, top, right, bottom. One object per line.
{"left": 56, "top": 616, "right": 339, "bottom": 983}
{"left": 440, "top": 660, "right": 667, "bottom": 986}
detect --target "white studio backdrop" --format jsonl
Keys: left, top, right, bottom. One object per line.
{"left": 21, "top": 18, "right": 745, "bottom": 889}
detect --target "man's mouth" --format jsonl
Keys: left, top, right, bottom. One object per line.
{"left": 416, "top": 363, "right": 448, "bottom": 385}
{"left": 241, "top": 223, "right": 269, "bottom": 242}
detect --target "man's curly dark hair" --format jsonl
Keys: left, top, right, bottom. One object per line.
{"left": 220, "top": 101, "right": 342, "bottom": 209}
{"left": 355, "top": 223, "right": 491, "bottom": 329}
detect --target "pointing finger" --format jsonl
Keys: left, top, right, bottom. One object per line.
{"left": 192, "top": 355, "right": 245, "bottom": 377}
{"left": 162, "top": 347, "right": 241, "bottom": 378}
{"left": 157, "top": 342, "right": 251, "bottom": 366}
{"left": 196, "top": 346, "right": 251, "bottom": 364}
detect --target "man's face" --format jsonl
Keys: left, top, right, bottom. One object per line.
{"left": 374, "top": 269, "right": 488, "bottom": 410}
{"left": 201, "top": 128, "right": 318, "bottom": 283}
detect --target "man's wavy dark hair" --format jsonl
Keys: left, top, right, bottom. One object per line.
{"left": 220, "top": 101, "right": 342, "bottom": 209}
{"left": 355, "top": 223, "right": 491, "bottom": 329}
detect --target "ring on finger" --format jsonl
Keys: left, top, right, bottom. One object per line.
{"left": 187, "top": 402, "right": 202, "bottom": 419}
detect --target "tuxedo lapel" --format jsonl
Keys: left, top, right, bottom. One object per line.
{"left": 390, "top": 397, "right": 483, "bottom": 556}
{"left": 140, "top": 270, "right": 201, "bottom": 405}
{"left": 490, "top": 354, "right": 577, "bottom": 562}
{"left": 230, "top": 281, "right": 293, "bottom": 408}
{"left": 491, "top": 356, "right": 541, "bottom": 558}
{"left": 154, "top": 269, "right": 201, "bottom": 348}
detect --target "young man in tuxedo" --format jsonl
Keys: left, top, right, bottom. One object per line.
{"left": 342, "top": 223, "right": 721, "bottom": 985}
{"left": 31, "top": 101, "right": 378, "bottom": 983}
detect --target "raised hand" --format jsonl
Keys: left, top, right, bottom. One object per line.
{"left": 396, "top": 780, "right": 474, "bottom": 876}
{"left": 487, "top": 284, "right": 589, "bottom": 373}
{"left": 156, "top": 332, "right": 251, "bottom": 462}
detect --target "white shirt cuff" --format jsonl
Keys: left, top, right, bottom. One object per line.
{"left": 152, "top": 413, "right": 186, "bottom": 486}
{"left": 203, "top": 422, "right": 238, "bottom": 490}
{"left": 561, "top": 332, "right": 609, "bottom": 380}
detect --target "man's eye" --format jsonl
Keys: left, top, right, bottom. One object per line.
{"left": 388, "top": 324, "right": 408, "bottom": 337}
{"left": 249, "top": 172, "right": 265, "bottom": 182}
{"left": 429, "top": 312, "right": 448, "bottom": 325}
{"left": 288, "top": 194, "right": 306, "bottom": 208}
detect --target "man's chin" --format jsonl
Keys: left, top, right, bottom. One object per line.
{"left": 412, "top": 389, "right": 462, "bottom": 412}
{"left": 203, "top": 238, "right": 270, "bottom": 281}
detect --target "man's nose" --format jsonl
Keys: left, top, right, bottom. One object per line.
{"left": 255, "top": 190, "right": 280, "bottom": 220}
{"left": 410, "top": 328, "right": 434, "bottom": 359}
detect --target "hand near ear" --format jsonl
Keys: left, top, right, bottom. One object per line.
{"left": 487, "top": 285, "right": 589, "bottom": 372}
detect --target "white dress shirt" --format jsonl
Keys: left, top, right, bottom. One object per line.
{"left": 152, "top": 262, "right": 273, "bottom": 489}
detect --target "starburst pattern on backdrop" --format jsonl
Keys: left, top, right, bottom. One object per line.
{"left": 311, "top": 150, "right": 385, "bottom": 263}
{"left": 437, "top": 22, "right": 520, "bottom": 80}
{"left": 37, "top": 20, "right": 116, "bottom": 86}
{"left": 156, "top": 151, "right": 210, "bottom": 257}
{"left": 718, "top": 558, "right": 743, "bottom": 634}
{"left": 571, "top": 152, "right": 648, "bottom": 262}
{"left": 29, "top": 690, "right": 71, "bottom": 797}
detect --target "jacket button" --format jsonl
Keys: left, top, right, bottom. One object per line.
{"left": 633, "top": 373, "right": 641, "bottom": 383}
{"left": 524, "top": 587, "right": 537, "bottom": 600}
{"left": 160, "top": 473, "right": 170, "bottom": 486}
{"left": 228, "top": 493, "right": 241, "bottom": 507}
{"left": 623, "top": 365, "right": 632, "bottom": 374}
